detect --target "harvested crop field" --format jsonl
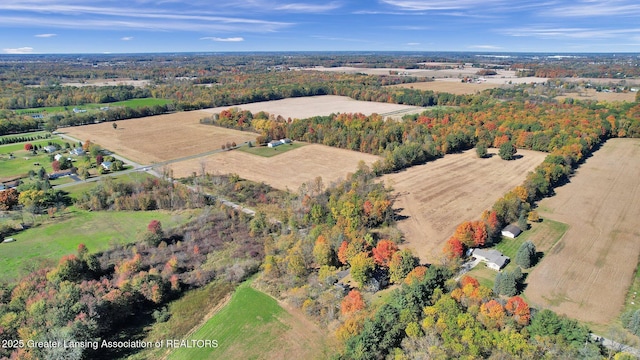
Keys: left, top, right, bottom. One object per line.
{"left": 61, "top": 111, "right": 257, "bottom": 164}
{"left": 555, "top": 88, "right": 636, "bottom": 102}
{"left": 199, "top": 95, "right": 424, "bottom": 120}
{"left": 525, "top": 139, "right": 640, "bottom": 325}
{"left": 168, "top": 144, "right": 381, "bottom": 191}
{"left": 381, "top": 148, "right": 546, "bottom": 263}
{"left": 390, "top": 80, "right": 503, "bottom": 95}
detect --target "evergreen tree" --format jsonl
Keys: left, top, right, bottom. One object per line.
{"left": 516, "top": 241, "right": 536, "bottom": 269}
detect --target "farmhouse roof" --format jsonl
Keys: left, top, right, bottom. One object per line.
{"left": 472, "top": 248, "right": 510, "bottom": 269}
{"left": 502, "top": 224, "right": 522, "bottom": 237}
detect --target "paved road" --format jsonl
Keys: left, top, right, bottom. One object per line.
{"left": 591, "top": 333, "right": 640, "bottom": 358}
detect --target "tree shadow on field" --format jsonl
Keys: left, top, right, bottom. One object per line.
{"left": 393, "top": 207, "right": 409, "bottom": 221}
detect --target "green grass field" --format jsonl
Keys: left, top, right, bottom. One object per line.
{"left": 237, "top": 141, "right": 306, "bottom": 158}
{"left": 0, "top": 131, "right": 50, "bottom": 141}
{"left": 0, "top": 139, "right": 75, "bottom": 180}
{"left": 0, "top": 208, "right": 198, "bottom": 282}
{"left": 167, "top": 281, "right": 288, "bottom": 360}
{"left": 13, "top": 98, "right": 172, "bottom": 115}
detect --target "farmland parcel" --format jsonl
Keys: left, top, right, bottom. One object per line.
{"left": 381, "top": 148, "right": 547, "bottom": 263}
{"left": 526, "top": 138, "right": 640, "bottom": 325}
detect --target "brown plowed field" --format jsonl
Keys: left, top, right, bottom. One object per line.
{"left": 381, "top": 148, "right": 546, "bottom": 263}
{"left": 168, "top": 144, "right": 381, "bottom": 191}
{"left": 62, "top": 110, "right": 256, "bottom": 164}
{"left": 526, "top": 139, "right": 640, "bottom": 325}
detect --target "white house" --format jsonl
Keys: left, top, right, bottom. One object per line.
{"left": 43, "top": 145, "right": 57, "bottom": 153}
{"left": 267, "top": 138, "right": 292, "bottom": 148}
{"left": 472, "top": 248, "right": 510, "bottom": 271}
{"left": 501, "top": 224, "right": 522, "bottom": 239}
{"left": 100, "top": 161, "right": 112, "bottom": 170}
{"left": 54, "top": 153, "right": 63, "bottom": 161}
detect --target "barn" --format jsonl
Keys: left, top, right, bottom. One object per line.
{"left": 501, "top": 224, "right": 522, "bottom": 239}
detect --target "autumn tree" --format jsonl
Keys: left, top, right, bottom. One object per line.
{"left": 388, "top": 249, "right": 418, "bottom": 284}
{"left": 443, "top": 237, "right": 464, "bottom": 259}
{"left": 372, "top": 239, "right": 398, "bottom": 267}
{"left": 478, "top": 299, "right": 506, "bottom": 329}
{"left": 143, "top": 220, "right": 164, "bottom": 246}
{"left": 341, "top": 289, "right": 365, "bottom": 316}
{"left": 350, "top": 252, "right": 375, "bottom": 288}
{"left": 52, "top": 160, "right": 61, "bottom": 172}
{"left": 313, "top": 235, "right": 334, "bottom": 266}
{"left": 24, "top": 143, "right": 33, "bottom": 151}
{"left": 0, "top": 188, "right": 19, "bottom": 210}
{"left": 505, "top": 296, "right": 531, "bottom": 326}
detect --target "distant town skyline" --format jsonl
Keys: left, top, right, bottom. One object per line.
{"left": 2, "top": 0, "right": 640, "bottom": 54}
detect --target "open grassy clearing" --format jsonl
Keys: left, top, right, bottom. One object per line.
{"left": 380, "top": 148, "right": 547, "bottom": 263}
{"left": 169, "top": 144, "right": 381, "bottom": 192}
{"left": 526, "top": 139, "right": 640, "bottom": 325}
{"left": 62, "top": 171, "right": 155, "bottom": 199}
{"left": 130, "top": 281, "right": 235, "bottom": 360}
{"left": 237, "top": 141, "right": 306, "bottom": 157}
{"left": 0, "top": 139, "right": 73, "bottom": 181}
{"left": 62, "top": 111, "right": 257, "bottom": 164}
{"left": 0, "top": 208, "right": 198, "bottom": 282}
{"left": 14, "top": 98, "right": 171, "bottom": 115}
{"left": 166, "top": 280, "right": 334, "bottom": 360}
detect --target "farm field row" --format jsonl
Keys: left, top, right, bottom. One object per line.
{"left": 526, "top": 138, "right": 640, "bottom": 325}
{"left": 169, "top": 143, "right": 381, "bottom": 192}
{"left": 381, "top": 148, "right": 547, "bottom": 263}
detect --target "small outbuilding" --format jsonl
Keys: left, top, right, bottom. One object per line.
{"left": 501, "top": 224, "right": 522, "bottom": 239}
{"left": 100, "top": 161, "right": 112, "bottom": 170}
{"left": 472, "top": 248, "right": 510, "bottom": 271}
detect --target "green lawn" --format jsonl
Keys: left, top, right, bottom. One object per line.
{"left": 167, "top": 281, "right": 289, "bottom": 360}
{"left": 62, "top": 171, "right": 156, "bottom": 199}
{"left": 13, "top": 98, "right": 172, "bottom": 115}
{"left": 0, "top": 208, "right": 198, "bottom": 283}
{"left": 237, "top": 141, "right": 306, "bottom": 157}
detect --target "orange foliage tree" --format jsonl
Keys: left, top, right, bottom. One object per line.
{"left": 341, "top": 289, "right": 365, "bottom": 316}
{"left": 443, "top": 237, "right": 464, "bottom": 259}
{"left": 505, "top": 296, "right": 531, "bottom": 326}
{"left": 478, "top": 299, "right": 506, "bottom": 330}
{"left": 372, "top": 239, "right": 398, "bottom": 267}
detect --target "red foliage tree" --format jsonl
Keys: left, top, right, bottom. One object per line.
{"left": 96, "top": 154, "right": 104, "bottom": 165}
{"left": 341, "top": 289, "right": 365, "bottom": 316}
{"left": 472, "top": 221, "right": 488, "bottom": 247}
{"left": 443, "top": 237, "right": 464, "bottom": 259}
{"left": 147, "top": 220, "right": 163, "bottom": 234}
{"left": 505, "top": 296, "right": 531, "bottom": 326}
{"left": 52, "top": 160, "right": 61, "bottom": 172}
{"left": 372, "top": 239, "right": 398, "bottom": 267}
{"left": 24, "top": 143, "right": 33, "bottom": 151}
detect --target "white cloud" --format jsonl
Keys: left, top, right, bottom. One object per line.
{"left": 543, "top": 1, "right": 640, "bottom": 17}
{"left": 406, "top": 42, "right": 420, "bottom": 46}
{"left": 200, "top": 36, "right": 244, "bottom": 42}
{"left": 501, "top": 26, "right": 640, "bottom": 39}
{"left": 3, "top": 47, "right": 34, "bottom": 54}
{"left": 35, "top": 33, "right": 56, "bottom": 38}
{"left": 121, "top": 36, "right": 134, "bottom": 41}
{"left": 379, "top": 0, "right": 506, "bottom": 11}
{"left": 275, "top": 2, "right": 342, "bottom": 12}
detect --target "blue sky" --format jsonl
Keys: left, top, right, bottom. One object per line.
{"left": 1, "top": 0, "right": 640, "bottom": 54}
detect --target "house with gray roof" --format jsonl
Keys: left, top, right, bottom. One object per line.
{"left": 472, "top": 248, "right": 510, "bottom": 271}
